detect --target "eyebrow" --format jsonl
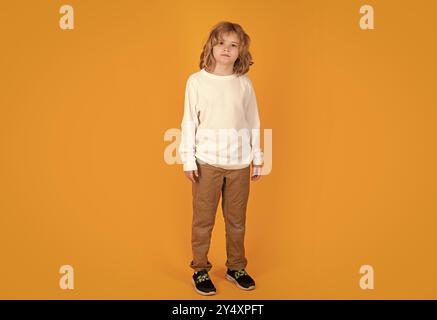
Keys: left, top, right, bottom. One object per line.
{"left": 219, "top": 39, "right": 240, "bottom": 45}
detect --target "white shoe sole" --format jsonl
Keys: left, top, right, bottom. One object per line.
{"left": 191, "top": 278, "right": 216, "bottom": 296}
{"left": 225, "top": 274, "right": 256, "bottom": 290}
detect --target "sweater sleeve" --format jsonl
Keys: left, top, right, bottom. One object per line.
{"left": 246, "top": 78, "right": 264, "bottom": 166}
{"left": 178, "top": 77, "right": 199, "bottom": 171}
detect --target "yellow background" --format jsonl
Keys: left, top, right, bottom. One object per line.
{"left": 1, "top": 0, "right": 436, "bottom": 299}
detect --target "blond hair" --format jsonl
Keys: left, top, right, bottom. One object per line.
{"left": 199, "top": 21, "right": 254, "bottom": 76}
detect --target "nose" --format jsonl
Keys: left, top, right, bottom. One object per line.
{"left": 224, "top": 43, "right": 232, "bottom": 51}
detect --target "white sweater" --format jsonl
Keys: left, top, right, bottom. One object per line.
{"left": 178, "top": 67, "right": 264, "bottom": 171}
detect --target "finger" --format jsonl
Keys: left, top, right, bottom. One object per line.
{"left": 185, "top": 172, "right": 194, "bottom": 181}
{"left": 192, "top": 172, "right": 199, "bottom": 183}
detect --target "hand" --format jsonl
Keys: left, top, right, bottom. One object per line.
{"left": 251, "top": 164, "right": 262, "bottom": 181}
{"left": 184, "top": 170, "right": 199, "bottom": 183}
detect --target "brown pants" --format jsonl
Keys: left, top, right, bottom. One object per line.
{"left": 190, "top": 161, "right": 251, "bottom": 272}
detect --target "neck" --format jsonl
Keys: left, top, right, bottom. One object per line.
{"left": 209, "top": 63, "right": 234, "bottom": 76}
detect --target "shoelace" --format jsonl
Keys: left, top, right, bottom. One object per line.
{"left": 234, "top": 269, "right": 248, "bottom": 279}
{"left": 195, "top": 272, "right": 210, "bottom": 283}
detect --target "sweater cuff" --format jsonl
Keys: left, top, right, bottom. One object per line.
{"left": 252, "top": 152, "right": 264, "bottom": 166}
{"left": 183, "top": 161, "right": 198, "bottom": 172}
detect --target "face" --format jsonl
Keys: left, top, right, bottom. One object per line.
{"left": 212, "top": 32, "right": 240, "bottom": 67}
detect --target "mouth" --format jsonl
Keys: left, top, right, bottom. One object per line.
{"left": 221, "top": 54, "right": 230, "bottom": 57}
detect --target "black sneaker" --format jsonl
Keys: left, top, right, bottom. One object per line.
{"left": 226, "top": 268, "right": 256, "bottom": 290}
{"left": 192, "top": 270, "right": 216, "bottom": 296}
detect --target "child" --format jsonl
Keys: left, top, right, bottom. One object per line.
{"left": 178, "top": 21, "right": 264, "bottom": 296}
